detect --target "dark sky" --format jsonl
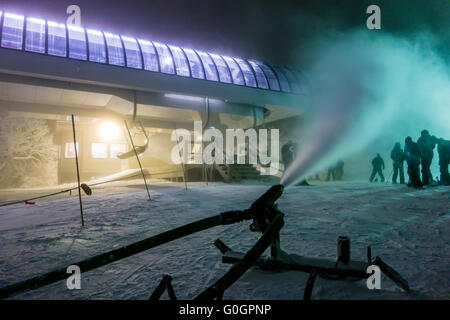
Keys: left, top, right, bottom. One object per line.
{"left": 1, "top": 0, "right": 448, "bottom": 66}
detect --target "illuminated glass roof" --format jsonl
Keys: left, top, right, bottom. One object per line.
{"left": 0, "top": 11, "right": 303, "bottom": 93}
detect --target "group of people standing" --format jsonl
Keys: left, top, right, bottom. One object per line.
{"left": 326, "top": 160, "right": 344, "bottom": 181}
{"left": 281, "top": 130, "right": 449, "bottom": 188}
{"left": 370, "top": 130, "right": 450, "bottom": 188}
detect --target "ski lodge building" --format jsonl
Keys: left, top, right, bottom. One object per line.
{"left": 0, "top": 10, "right": 306, "bottom": 185}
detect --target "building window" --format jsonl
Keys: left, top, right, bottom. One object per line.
{"left": 25, "top": 17, "right": 46, "bottom": 53}
{"left": 47, "top": 21, "right": 66, "bottom": 57}
{"left": 233, "top": 58, "right": 257, "bottom": 87}
{"left": 110, "top": 143, "right": 126, "bottom": 158}
{"left": 196, "top": 50, "right": 218, "bottom": 81}
{"left": 65, "top": 142, "right": 79, "bottom": 158}
{"left": 67, "top": 25, "right": 87, "bottom": 60}
{"left": 138, "top": 39, "right": 159, "bottom": 72}
{"left": 1, "top": 13, "right": 25, "bottom": 50}
{"left": 104, "top": 32, "right": 125, "bottom": 66}
{"left": 209, "top": 53, "right": 232, "bottom": 84}
{"left": 122, "top": 36, "right": 142, "bottom": 69}
{"left": 248, "top": 60, "right": 269, "bottom": 89}
{"left": 183, "top": 48, "right": 204, "bottom": 79}
{"left": 153, "top": 42, "right": 175, "bottom": 74}
{"left": 91, "top": 143, "right": 108, "bottom": 158}
{"left": 222, "top": 56, "right": 245, "bottom": 85}
{"left": 271, "top": 66, "right": 291, "bottom": 92}
{"left": 252, "top": 60, "right": 280, "bottom": 91}
{"left": 168, "top": 45, "right": 189, "bottom": 77}
{"left": 87, "top": 29, "right": 106, "bottom": 63}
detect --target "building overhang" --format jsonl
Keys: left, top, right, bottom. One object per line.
{"left": 0, "top": 48, "right": 306, "bottom": 111}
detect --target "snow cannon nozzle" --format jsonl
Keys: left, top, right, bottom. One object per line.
{"left": 249, "top": 184, "right": 284, "bottom": 213}
{"left": 248, "top": 184, "right": 284, "bottom": 232}
{"left": 219, "top": 184, "right": 284, "bottom": 226}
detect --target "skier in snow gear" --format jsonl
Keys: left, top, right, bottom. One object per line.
{"left": 369, "top": 154, "right": 385, "bottom": 182}
{"left": 404, "top": 136, "right": 422, "bottom": 188}
{"left": 417, "top": 129, "right": 436, "bottom": 185}
{"left": 390, "top": 142, "right": 405, "bottom": 184}
{"left": 436, "top": 138, "right": 450, "bottom": 185}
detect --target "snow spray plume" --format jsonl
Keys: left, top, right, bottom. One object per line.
{"left": 281, "top": 30, "right": 450, "bottom": 186}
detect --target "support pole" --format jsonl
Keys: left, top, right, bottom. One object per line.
{"left": 202, "top": 142, "right": 208, "bottom": 186}
{"left": 138, "top": 120, "right": 153, "bottom": 185}
{"left": 203, "top": 163, "right": 208, "bottom": 185}
{"left": 71, "top": 115, "right": 84, "bottom": 227}
{"left": 132, "top": 90, "right": 137, "bottom": 122}
{"left": 124, "top": 120, "right": 151, "bottom": 200}
{"left": 174, "top": 124, "right": 188, "bottom": 191}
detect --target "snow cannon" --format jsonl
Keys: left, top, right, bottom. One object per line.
{"left": 248, "top": 184, "right": 284, "bottom": 233}
{"left": 249, "top": 184, "right": 284, "bottom": 213}
{"left": 214, "top": 183, "right": 411, "bottom": 299}
{"left": 219, "top": 184, "right": 284, "bottom": 233}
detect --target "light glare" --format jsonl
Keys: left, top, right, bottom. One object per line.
{"left": 99, "top": 121, "right": 120, "bottom": 142}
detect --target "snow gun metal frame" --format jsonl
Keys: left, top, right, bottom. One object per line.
{"left": 213, "top": 185, "right": 411, "bottom": 300}
{"left": 193, "top": 184, "right": 285, "bottom": 300}
{"left": 0, "top": 184, "right": 409, "bottom": 300}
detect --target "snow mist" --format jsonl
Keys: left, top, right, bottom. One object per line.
{"left": 281, "top": 30, "right": 450, "bottom": 186}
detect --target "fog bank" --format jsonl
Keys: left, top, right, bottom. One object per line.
{"left": 282, "top": 30, "right": 450, "bottom": 185}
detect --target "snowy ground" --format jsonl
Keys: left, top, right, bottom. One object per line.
{"left": 0, "top": 180, "right": 448, "bottom": 300}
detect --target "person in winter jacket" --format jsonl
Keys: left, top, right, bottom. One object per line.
{"left": 369, "top": 153, "right": 385, "bottom": 182}
{"left": 417, "top": 129, "right": 436, "bottom": 185}
{"left": 405, "top": 136, "right": 422, "bottom": 188}
{"left": 390, "top": 142, "right": 405, "bottom": 184}
{"left": 436, "top": 138, "right": 450, "bottom": 185}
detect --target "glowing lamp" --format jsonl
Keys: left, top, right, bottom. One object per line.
{"left": 98, "top": 121, "right": 120, "bottom": 142}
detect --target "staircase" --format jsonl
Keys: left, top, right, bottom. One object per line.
{"left": 215, "top": 163, "right": 278, "bottom": 183}
{"left": 194, "top": 149, "right": 280, "bottom": 183}
{"left": 229, "top": 164, "right": 261, "bottom": 181}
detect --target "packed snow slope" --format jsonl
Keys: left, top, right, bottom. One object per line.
{"left": 0, "top": 180, "right": 448, "bottom": 299}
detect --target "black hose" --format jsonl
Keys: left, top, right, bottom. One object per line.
{"left": 0, "top": 215, "right": 222, "bottom": 299}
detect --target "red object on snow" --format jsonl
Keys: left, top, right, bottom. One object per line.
{"left": 25, "top": 201, "right": 35, "bottom": 205}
